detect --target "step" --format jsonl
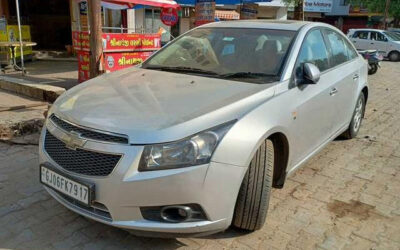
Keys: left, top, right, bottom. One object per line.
{"left": 0, "top": 75, "right": 65, "bottom": 103}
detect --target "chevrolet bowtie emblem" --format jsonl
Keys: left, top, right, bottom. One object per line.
{"left": 61, "top": 131, "right": 87, "bottom": 150}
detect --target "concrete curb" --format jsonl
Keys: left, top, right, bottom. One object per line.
{"left": 0, "top": 76, "right": 65, "bottom": 103}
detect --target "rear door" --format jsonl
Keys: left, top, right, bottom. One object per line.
{"left": 323, "top": 28, "right": 361, "bottom": 132}
{"left": 350, "top": 30, "right": 370, "bottom": 51}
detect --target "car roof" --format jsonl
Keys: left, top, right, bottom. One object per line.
{"left": 201, "top": 20, "right": 311, "bottom": 31}
{"left": 349, "top": 28, "right": 385, "bottom": 33}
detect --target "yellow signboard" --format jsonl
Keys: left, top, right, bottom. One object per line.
{"left": 0, "top": 25, "right": 32, "bottom": 58}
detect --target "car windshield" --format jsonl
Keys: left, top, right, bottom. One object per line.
{"left": 383, "top": 31, "right": 400, "bottom": 41}
{"left": 142, "top": 28, "right": 296, "bottom": 84}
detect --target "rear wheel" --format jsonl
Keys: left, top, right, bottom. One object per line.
{"left": 389, "top": 51, "right": 400, "bottom": 62}
{"left": 232, "top": 139, "right": 274, "bottom": 231}
{"left": 343, "top": 93, "right": 365, "bottom": 139}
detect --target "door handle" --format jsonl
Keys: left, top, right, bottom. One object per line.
{"left": 330, "top": 88, "right": 338, "bottom": 96}
{"left": 353, "top": 74, "right": 359, "bottom": 80}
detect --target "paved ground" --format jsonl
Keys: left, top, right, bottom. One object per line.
{"left": 1, "top": 62, "right": 400, "bottom": 249}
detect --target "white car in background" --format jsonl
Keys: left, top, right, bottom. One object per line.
{"left": 348, "top": 28, "right": 400, "bottom": 61}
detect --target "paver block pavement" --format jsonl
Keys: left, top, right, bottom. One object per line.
{"left": 0, "top": 62, "right": 399, "bottom": 249}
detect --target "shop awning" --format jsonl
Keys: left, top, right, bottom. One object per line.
{"left": 76, "top": 0, "right": 180, "bottom": 9}
{"left": 215, "top": 10, "right": 240, "bottom": 20}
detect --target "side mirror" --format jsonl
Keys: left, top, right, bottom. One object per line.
{"left": 303, "top": 63, "right": 321, "bottom": 84}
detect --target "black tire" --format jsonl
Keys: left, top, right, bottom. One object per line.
{"left": 368, "top": 63, "right": 378, "bottom": 75}
{"left": 389, "top": 51, "right": 400, "bottom": 62}
{"left": 343, "top": 93, "right": 365, "bottom": 139}
{"left": 232, "top": 139, "right": 274, "bottom": 231}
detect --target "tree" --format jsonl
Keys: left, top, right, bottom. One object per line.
{"left": 282, "top": 0, "right": 304, "bottom": 20}
{"left": 351, "top": 0, "right": 400, "bottom": 27}
{"left": 87, "top": 0, "right": 103, "bottom": 78}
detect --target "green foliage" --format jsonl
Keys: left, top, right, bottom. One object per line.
{"left": 351, "top": 0, "right": 400, "bottom": 19}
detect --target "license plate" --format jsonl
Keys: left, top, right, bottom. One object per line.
{"left": 40, "top": 166, "right": 93, "bottom": 206}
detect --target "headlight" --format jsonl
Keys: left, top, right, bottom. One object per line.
{"left": 138, "top": 121, "right": 236, "bottom": 171}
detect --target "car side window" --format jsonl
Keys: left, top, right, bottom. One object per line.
{"left": 371, "top": 32, "right": 387, "bottom": 42}
{"left": 353, "top": 31, "right": 369, "bottom": 39}
{"left": 324, "top": 29, "right": 350, "bottom": 67}
{"left": 295, "top": 29, "right": 330, "bottom": 79}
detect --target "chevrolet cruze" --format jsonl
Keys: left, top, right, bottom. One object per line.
{"left": 39, "top": 20, "right": 368, "bottom": 236}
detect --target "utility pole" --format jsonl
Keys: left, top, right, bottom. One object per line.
{"left": 87, "top": 0, "right": 103, "bottom": 78}
{"left": 383, "top": 0, "right": 391, "bottom": 29}
{"left": 293, "top": 0, "right": 304, "bottom": 21}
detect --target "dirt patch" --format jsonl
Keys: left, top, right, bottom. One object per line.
{"left": 327, "top": 200, "right": 377, "bottom": 220}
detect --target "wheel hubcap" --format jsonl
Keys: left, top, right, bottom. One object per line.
{"left": 353, "top": 99, "right": 363, "bottom": 132}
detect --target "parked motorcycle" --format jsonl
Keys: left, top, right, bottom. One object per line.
{"left": 358, "top": 50, "right": 383, "bottom": 75}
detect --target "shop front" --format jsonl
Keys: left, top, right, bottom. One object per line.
{"left": 70, "top": 0, "right": 180, "bottom": 82}
{"left": 145, "top": 0, "right": 287, "bottom": 36}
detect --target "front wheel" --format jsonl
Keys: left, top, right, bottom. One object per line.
{"left": 389, "top": 51, "right": 400, "bottom": 62}
{"left": 232, "top": 139, "right": 274, "bottom": 231}
{"left": 343, "top": 93, "right": 365, "bottom": 139}
{"left": 368, "top": 63, "right": 378, "bottom": 75}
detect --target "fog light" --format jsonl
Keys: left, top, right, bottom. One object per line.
{"left": 140, "top": 203, "right": 207, "bottom": 223}
{"left": 161, "top": 206, "right": 192, "bottom": 223}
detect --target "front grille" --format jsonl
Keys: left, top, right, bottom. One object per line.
{"left": 50, "top": 114, "right": 128, "bottom": 144}
{"left": 44, "top": 130, "right": 122, "bottom": 176}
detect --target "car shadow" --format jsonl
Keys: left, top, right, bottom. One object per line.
{"left": 198, "top": 227, "right": 250, "bottom": 239}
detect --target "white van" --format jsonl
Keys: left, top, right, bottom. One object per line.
{"left": 348, "top": 28, "right": 400, "bottom": 61}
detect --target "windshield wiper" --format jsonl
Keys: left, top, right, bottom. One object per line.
{"left": 220, "top": 72, "right": 277, "bottom": 79}
{"left": 144, "top": 66, "right": 219, "bottom": 75}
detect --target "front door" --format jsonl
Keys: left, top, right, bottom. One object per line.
{"left": 350, "top": 30, "right": 370, "bottom": 51}
{"left": 288, "top": 28, "right": 337, "bottom": 167}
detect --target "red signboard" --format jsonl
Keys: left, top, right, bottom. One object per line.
{"left": 102, "top": 33, "right": 161, "bottom": 51}
{"left": 72, "top": 31, "right": 161, "bottom": 52}
{"left": 104, "top": 51, "right": 153, "bottom": 72}
{"left": 72, "top": 31, "right": 161, "bottom": 82}
{"left": 161, "top": 8, "right": 178, "bottom": 26}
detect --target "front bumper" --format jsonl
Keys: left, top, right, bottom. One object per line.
{"left": 39, "top": 124, "right": 247, "bottom": 235}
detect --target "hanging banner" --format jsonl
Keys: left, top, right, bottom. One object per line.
{"left": 104, "top": 51, "right": 154, "bottom": 72}
{"left": 102, "top": 33, "right": 162, "bottom": 51}
{"left": 72, "top": 31, "right": 90, "bottom": 51}
{"left": 161, "top": 8, "right": 179, "bottom": 26}
{"left": 240, "top": 3, "right": 258, "bottom": 19}
{"left": 195, "top": 0, "right": 215, "bottom": 26}
{"left": 77, "top": 50, "right": 90, "bottom": 83}
{"left": 304, "top": 0, "right": 333, "bottom": 13}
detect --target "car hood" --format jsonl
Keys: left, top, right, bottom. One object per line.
{"left": 52, "top": 67, "right": 275, "bottom": 144}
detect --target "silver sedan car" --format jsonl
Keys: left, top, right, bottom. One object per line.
{"left": 39, "top": 20, "right": 368, "bottom": 236}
